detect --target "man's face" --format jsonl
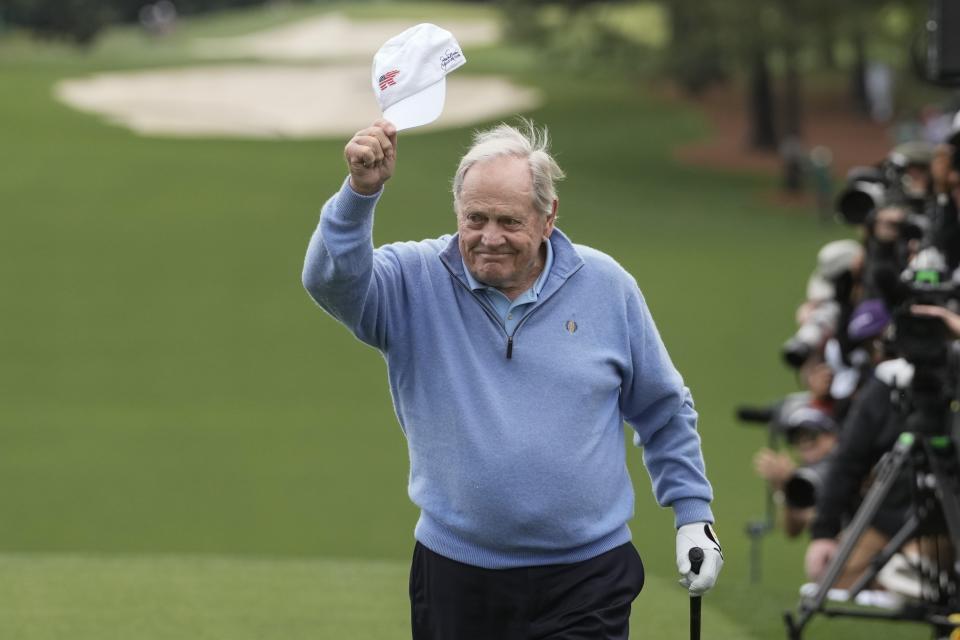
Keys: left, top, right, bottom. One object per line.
{"left": 789, "top": 430, "right": 837, "bottom": 466}
{"left": 902, "top": 166, "right": 930, "bottom": 198}
{"left": 873, "top": 206, "right": 906, "bottom": 243}
{"left": 456, "top": 156, "right": 556, "bottom": 298}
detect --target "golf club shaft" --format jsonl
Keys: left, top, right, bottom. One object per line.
{"left": 690, "top": 595, "right": 701, "bottom": 640}
{"left": 689, "top": 547, "right": 704, "bottom": 640}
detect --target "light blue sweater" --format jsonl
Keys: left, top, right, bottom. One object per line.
{"left": 303, "top": 178, "right": 714, "bottom": 569}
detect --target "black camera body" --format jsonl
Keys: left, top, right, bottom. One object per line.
{"left": 891, "top": 295, "right": 952, "bottom": 367}
{"left": 884, "top": 249, "right": 959, "bottom": 367}
{"left": 784, "top": 458, "right": 832, "bottom": 509}
{"left": 835, "top": 158, "right": 931, "bottom": 227}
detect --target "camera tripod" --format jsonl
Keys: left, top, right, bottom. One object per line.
{"left": 784, "top": 422, "right": 960, "bottom": 639}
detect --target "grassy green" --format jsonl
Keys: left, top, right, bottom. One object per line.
{"left": 0, "top": 2, "right": 928, "bottom": 638}
{"left": 0, "top": 554, "right": 759, "bottom": 639}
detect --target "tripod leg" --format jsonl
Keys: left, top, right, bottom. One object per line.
{"left": 926, "top": 449, "right": 960, "bottom": 578}
{"left": 846, "top": 514, "right": 919, "bottom": 598}
{"left": 795, "top": 437, "right": 915, "bottom": 628}
{"left": 909, "top": 440, "right": 960, "bottom": 637}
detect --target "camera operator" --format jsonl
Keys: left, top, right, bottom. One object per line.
{"left": 785, "top": 240, "right": 864, "bottom": 377}
{"left": 758, "top": 302, "right": 889, "bottom": 541}
{"left": 840, "top": 143, "right": 937, "bottom": 306}
{"left": 863, "top": 205, "right": 913, "bottom": 302}
{"left": 804, "top": 304, "right": 960, "bottom": 589}
{"left": 754, "top": 404, "right": 838, "bottom": 538}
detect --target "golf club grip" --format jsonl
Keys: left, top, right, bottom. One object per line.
{"left": 689, "top": 547, "right": 704, "bottom": 574}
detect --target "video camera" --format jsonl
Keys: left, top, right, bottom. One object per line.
{"left": 888, "top": 250, "right": 957, "bottom": 367}
{"left": 835, "top": 143, "right": 936, "bottom": 226}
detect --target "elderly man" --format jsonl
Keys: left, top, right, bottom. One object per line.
{"left": 302, "top": 118, "right": 722, "bottom": 639}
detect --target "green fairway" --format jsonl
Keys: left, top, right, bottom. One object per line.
{"left": 0, "top": 2, "right": 929, "bottom": 639}
{"left": 0, "top": 552, "right": 919, "bottom": 639}
{"left": 0, "top": 553, "right": 411, "bottom": 640}
{"left": 0, "top": 553, "right": 758, "bottom": 639}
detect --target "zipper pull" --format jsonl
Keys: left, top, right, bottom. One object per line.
{"left": 506, "top": 336, "right": 513, "bottom": 359}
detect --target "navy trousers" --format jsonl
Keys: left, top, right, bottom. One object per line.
{"left": 409, "top": 541, "right": 645, "bottom": 640}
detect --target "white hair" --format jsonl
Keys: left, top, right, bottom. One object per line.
{"left": 452, "top": 118, "right": 565, "bottom": 217}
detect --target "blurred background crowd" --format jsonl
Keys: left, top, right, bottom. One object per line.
{"left": 748, "top": 117, "right": 960, "bottom": 610}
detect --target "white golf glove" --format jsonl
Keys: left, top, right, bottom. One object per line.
{"left": 676, "top": 522, "right": 723, "bottom": 596}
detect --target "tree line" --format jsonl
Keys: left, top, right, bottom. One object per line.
{"left": 500, "top": 0, "right": 929, "bottom": 152}
{"left": 2, "top": 0, "right": 276, "bottom": 45}
{"left": 3, "top": 0, "right": 934, "bottom": 153}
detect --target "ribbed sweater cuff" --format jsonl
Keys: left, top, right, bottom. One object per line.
{"left": 672, "top": 498, "right": 714, "bottom": 528}
{"left": 332, "top": 176, "right": 382, "bottom": 220}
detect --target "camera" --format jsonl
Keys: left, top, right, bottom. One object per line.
{"left": 782, "top": 302, "right": 838, "bottom": 368}
{"left": 835, "top": 143, "right": 935, "bottom": 226}
{"left": 836, "top": 166, "right": 890, "bottom": 225}
{"left": 783, "top": 458, "right": 832, "bottom": 509}
{"left": 879, "top": 248, "right": 958, "bottom": 367}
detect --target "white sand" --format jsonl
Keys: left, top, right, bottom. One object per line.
{"left": 53, "top": 14, "right": 540, "bottom": 139}
{"left": 55, "top": 64, "right": 541, "bottom": 139}
{"left": 192, "top": 12, "right": 500, "bottom": 61}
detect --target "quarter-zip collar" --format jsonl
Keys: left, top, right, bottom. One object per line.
{"left": 439, "top": 228, "right": 585, "bottom": 359}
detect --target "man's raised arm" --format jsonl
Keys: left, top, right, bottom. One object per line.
{"left": 301, "top": 120, "right": 399, "bottom": 348}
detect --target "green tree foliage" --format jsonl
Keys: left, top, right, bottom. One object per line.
{"left": 498, "top": 0, "right": 664, "bottom": 77}
{"left": 4, "top": 0, "right": 278, "bottom": 46}
{"left": 5, "top": 0, "right": 114, "bottom": 45}
{"left": 662, "top": 1, "right": 727, "bottom": 94}
{"left": 109, "top": 0, "right": 268, "bottom": 22}
{"left": 500, "top": 0, "right": 928, "bottom": 150}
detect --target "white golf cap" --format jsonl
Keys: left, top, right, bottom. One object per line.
{"left": 806, "top": 239, "right": 863, "bottom": 301}
{"left": 372, "top": 23, "right": 466, "bottom": 131}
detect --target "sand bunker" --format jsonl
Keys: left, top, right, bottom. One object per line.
{"left": 192, "top": 13, "right": 499, "bottom": 61}
{"left": 54, "top": 13, "right": 538, "bottom": 139}
{"left": 55, "top": 64, "right": 542, "bottom": 139}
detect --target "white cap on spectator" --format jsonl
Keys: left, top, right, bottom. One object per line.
{"left": 371, "top": 23, "right": 466, "bottom": 131}
{"left": 806, "top": 239, "right": 863, "bottom": 302}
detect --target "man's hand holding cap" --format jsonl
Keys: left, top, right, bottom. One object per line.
{"left": 344, "top": 119, "right": 397, "bottom": 196}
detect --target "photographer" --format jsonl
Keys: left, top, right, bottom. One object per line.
{"left": 837, "top": 142, "right": 939, "bottom": 307}
{"left": 804, "top": 303, "right": 960, "bottom": 589}
{"left": 785, "top": 240, "right": 864, "bottom": 377}
{"left": 862, "top": 204, "right": 913, "bottom": 303}
{"left": 753, "top": 404, "right": 838, "bottom": 538}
